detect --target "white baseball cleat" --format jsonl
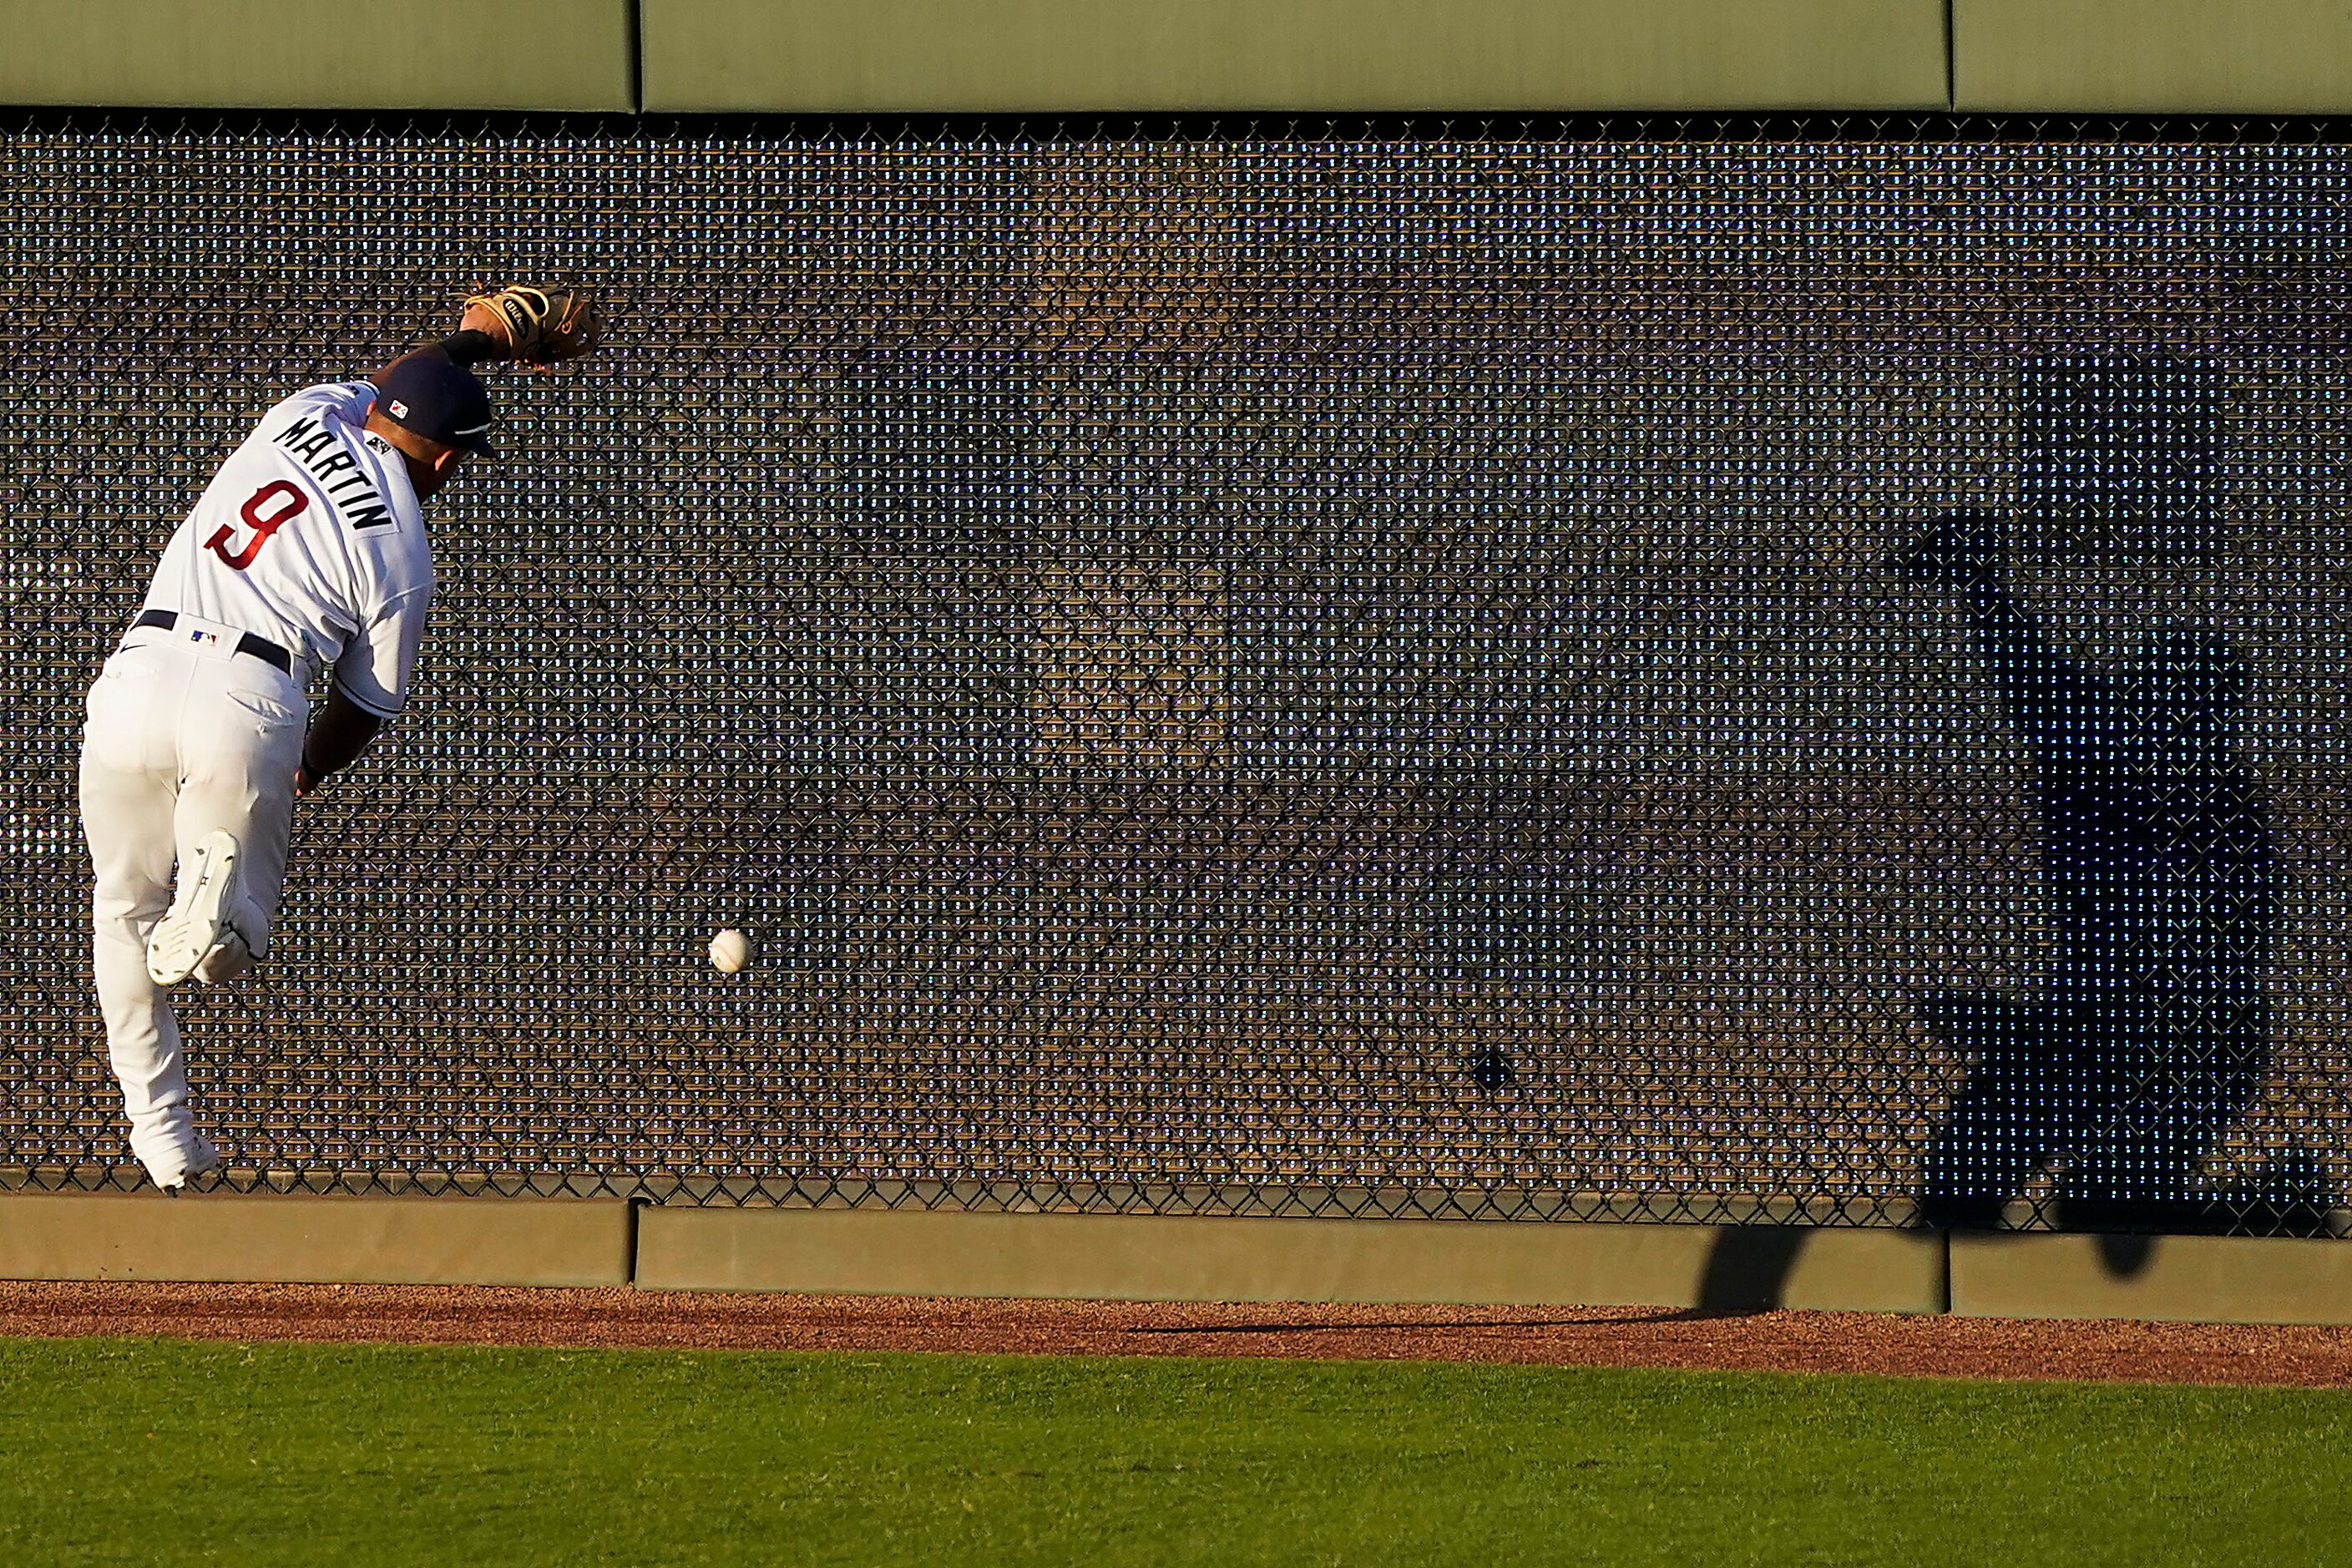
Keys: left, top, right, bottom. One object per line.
{"left": 155, "top": 1135, "right": 223, "bottom": 1194}
{"left": 146, "top": 829, "right": 245, "bottom": 987}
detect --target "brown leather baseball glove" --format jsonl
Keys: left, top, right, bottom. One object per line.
{"left": 463, "top": 284, "right": 603, "bottom": 368}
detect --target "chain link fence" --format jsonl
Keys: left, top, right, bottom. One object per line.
{"left": 3, "top": 114, "right": 2348, "bottom": 1233}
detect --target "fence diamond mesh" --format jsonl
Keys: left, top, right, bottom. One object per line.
{"left": 2, "top": 117, "right": 2347, "bottom": 1232}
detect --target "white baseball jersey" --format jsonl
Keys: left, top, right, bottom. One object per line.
{"left": 141, "top": 382, "right": 435, "bottom": 717}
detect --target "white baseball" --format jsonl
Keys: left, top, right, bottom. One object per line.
{"left": 708, "top": 928, "right": 752, "bottom": 974}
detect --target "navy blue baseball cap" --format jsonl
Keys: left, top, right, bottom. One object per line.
{"left": 376, "top": 353, "right": 496, "bottom": 457}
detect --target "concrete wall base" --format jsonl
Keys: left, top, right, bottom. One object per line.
{"left": 635, "top": 1207, "right": 1948, "bottom": 1313}
{"left": 9, "top": 1196, "right": 2352, "bottom": 1325}
{"left": 0, "top": 1195, "right": 632, "bottom": 1287}
{"left": 1951, "top": 1232, "right": 2352, "bottom": 1326}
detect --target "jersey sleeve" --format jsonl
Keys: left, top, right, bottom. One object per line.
{"left": 330, "top": 584, "right": 431, "bottom": 719}
{"left": 257, "top": 380, "right": 379, "bottom": 431}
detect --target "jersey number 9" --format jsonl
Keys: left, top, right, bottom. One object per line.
{"left": 207, "top": 481, "right": 311, "bottom": 572}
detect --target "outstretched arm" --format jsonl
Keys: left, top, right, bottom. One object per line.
{"left": 376, "top": 286, "right": 602, "bottom": 384}
{"left": 367, "top": 298, "right": 513, "bottom": 387}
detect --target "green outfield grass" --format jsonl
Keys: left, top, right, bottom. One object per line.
{"left": 0, "top": 1338, "right": 2344, "bottom": 1567}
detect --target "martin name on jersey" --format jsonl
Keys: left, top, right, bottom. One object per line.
{"left": 270, "top": 407, "right": 397, "bottom": 534}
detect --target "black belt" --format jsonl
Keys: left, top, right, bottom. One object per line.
{"left": 130, "top": 609, "right": 293, "bottom": 674}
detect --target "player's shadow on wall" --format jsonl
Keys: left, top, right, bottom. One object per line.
{"left": 1695, "top": 513, "right": 2331, "bottom": 1311}
{"left": 1902, "top": 513, "right": 2278, "bottom": 1237}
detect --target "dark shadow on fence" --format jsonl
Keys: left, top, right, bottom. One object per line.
{"left": 1694, "top": 503, "right": 2334, "bottom": 1311}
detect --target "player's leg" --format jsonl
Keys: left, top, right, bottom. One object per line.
{"left": 1914, "top": 994, "right": 2069, "bottom": 1227}
{"left": 145, "top": 824, "right": 246, "bottom": 984}
{"left": 169, "top": 660, "right": 306, "bottom": 979}
{"left": 78, "top": 650, "right": 212, "bottom": 1186}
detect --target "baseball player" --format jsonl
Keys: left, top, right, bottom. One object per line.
{"left": 79, "top": 286, "right": 599, "bottom": 1190}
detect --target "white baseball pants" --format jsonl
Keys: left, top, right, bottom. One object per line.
{"left": 78, "top": 617, "right": 305, "bottom": 1185}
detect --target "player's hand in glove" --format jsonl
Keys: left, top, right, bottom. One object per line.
{"left": 460, "top": 284, "right": 603, "bottom": 369}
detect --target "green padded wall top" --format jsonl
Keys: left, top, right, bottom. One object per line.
{"left": 23, "top": 0, "right": 2352, "bottom": 116}
{"left": 1958, "top": 0, "right": 2352, "bottom": 114}
{"left": 640, "top": 0, "right": 1949, "bottom": 114}
{"left": 0, "top": 0, "right": 635, "bottom": 111}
